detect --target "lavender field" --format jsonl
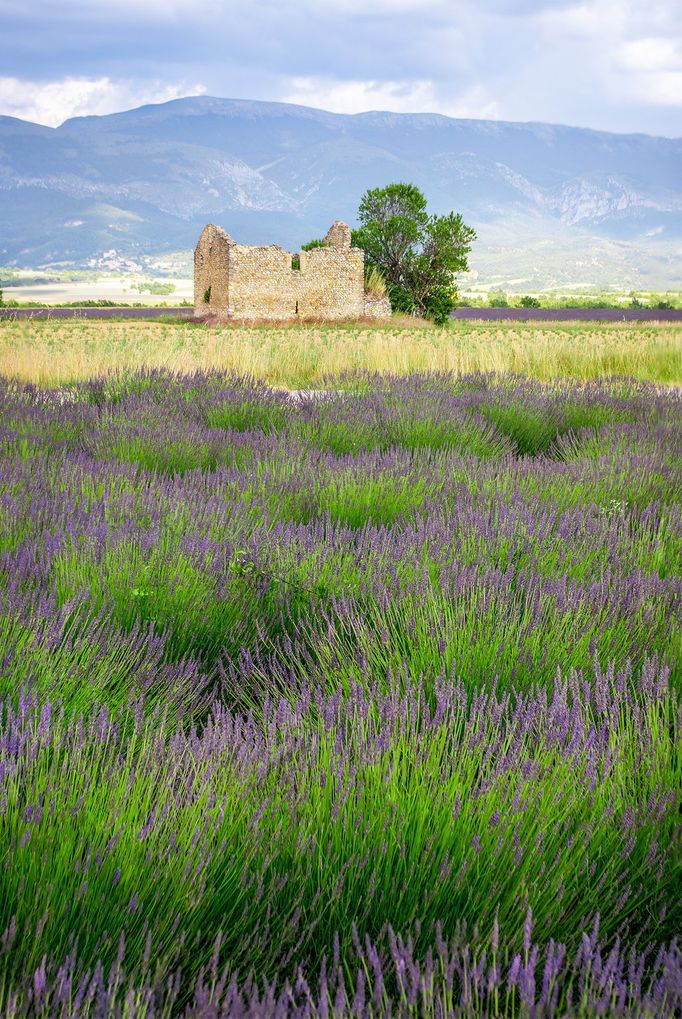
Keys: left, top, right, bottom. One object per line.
{"left": 0, "top": 369, "right": 680, "bottom": 1017}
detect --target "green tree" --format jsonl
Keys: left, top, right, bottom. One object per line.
{"left": 351, "top": 182, "right": 476, "bottom": 324}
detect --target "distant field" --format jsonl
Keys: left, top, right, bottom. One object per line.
{"left": 1, "top": 318, "right": 680, "bottom": 386}
{"left": 0, "top": 274, "right": 193, "bottom": 306}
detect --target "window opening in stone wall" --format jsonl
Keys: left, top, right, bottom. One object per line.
{"left": 291, "top": 254, "right": 300, "bottom": 271}
{"left": 295, "top": 301, "right": 299, "bottom": 315}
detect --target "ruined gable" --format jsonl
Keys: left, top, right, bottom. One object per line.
{"left": 323, "top": 220, "right": 353, "bottom": 249}
{"left": 193, "top": 220, "right": 391, "bottom": 322}
{"left": 194, "top": 224, "right": 233, "bottom": 317}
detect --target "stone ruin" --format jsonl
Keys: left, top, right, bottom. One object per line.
{"left": 194, "top": 220, "right": 391, "bottom": 322}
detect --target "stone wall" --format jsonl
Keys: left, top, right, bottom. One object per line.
{"left": 297, "top": 245, "right": 365, "bottom": 320}
{"left": 193, "top": 219, "right": 389, "bottom": 322}
{"left": 194, "top": 224, "right": 232, "bottom": 317}
{"left": 323, "top": 220, "right": 353, "bottom": 249}
{"left": 227, "top": 244, "right": 297, "bottom": 320}
{"left": 363, "top": 293, "right": 393, "bottom": 319}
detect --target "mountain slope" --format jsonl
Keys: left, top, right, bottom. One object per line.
{"left": 1, "top": 97, "right": 680, "bottom": 288}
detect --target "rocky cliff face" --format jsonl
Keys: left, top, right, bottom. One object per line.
{"left": 0, "top": 97, "right": 680, "bottom": 287}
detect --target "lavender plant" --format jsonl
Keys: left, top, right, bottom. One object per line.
{"left": 0, "top": 371, "right": 679, "bottom": 1016}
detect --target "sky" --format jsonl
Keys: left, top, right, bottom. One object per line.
{"left": 0, "top": 0, "right": 680, "bottom": 136}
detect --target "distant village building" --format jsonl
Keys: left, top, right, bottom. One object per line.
{"left": 194, "top": 220, "right": 391, "bottom": 321}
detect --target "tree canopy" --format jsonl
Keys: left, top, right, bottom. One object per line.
{"left": 351, "top": 182, "right": 476, "bottom": 324}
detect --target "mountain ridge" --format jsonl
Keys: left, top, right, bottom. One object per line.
{"left": 58, "top": 95, "right": 682, "bottom": 140}
{"left": 1, "top": 96, "right": 680, "bottom": 289}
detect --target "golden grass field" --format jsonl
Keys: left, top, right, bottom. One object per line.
{"left": 1, "top": 317, "right": 680, "bottom": 386}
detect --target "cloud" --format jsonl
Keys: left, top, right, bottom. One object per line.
{"left": 0, "top": 0, "right": 205, "bottom": 17}
{"left": 514, "top": 0, "right": 682, "bottom": 131}
{"left": 0, "top": 77, "right": 207, "bottom": 127}
{"left": 270, "top": 0, "right": 682, "bottom": 134}
{"left": 614, "top": 38, "right": 682, "bottom": 105}
{"left": 623, "top": 70, "right": 682, "bottom": 106}
{"left": 0, "top": 0, "right": 680, "bottom": 135}
{"left": 281, "top": 78, "right": 501, "bottom": 119}
{"left": 619, "top": 38, "right": 681, "bottom": 72}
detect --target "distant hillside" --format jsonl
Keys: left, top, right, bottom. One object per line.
{"left": 1, "top": 96, "right": 680, "bottom": 289}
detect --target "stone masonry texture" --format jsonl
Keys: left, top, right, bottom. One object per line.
{"left": 194, "top": 220, "right": 391, "bottom": 322}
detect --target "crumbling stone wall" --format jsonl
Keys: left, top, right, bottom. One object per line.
{"left": 297, "top": 244, "right": 365, "bottom": 319}
{"left": 194, "top": 219, "right": 390, "bottom": 322}
{"left": 323, "top": 220, "right": 353, "bottom": 249}
{"left": 227, "top": 244, "right": 296, "bottom": 320}
{"left": 194, "top": 224, "right": 233, "bottom": 317}
{"left": 363, "top": 293, "right": 393, "bottom": 319}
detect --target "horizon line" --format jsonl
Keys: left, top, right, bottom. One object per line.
{"left": 2, "top": 94, "right": 680, "bottom": 142}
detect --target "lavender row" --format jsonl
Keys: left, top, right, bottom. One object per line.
{"left": 0, "top": 664, "right": 679, "bottom": 1015}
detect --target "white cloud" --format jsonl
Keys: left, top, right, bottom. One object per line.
{"left": 281, "top": 77, "right": 501, "bottom": 119}
{"left": 626, "top": 71, "right": 682, "bottom": 106}
{"left": 614, "top": 38, "right": 682, "bottom": 105}
{"left": 619, "top": 38, "right": 681, "bottom": 72}
{"left": 0, "top": 0, "right": 680, "bottom": 135}
{"left": 0, "top": 76, "right": 207, "bottom": 126}
{"left": 533, "top": 1, "right": 682, "bottom": 125}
